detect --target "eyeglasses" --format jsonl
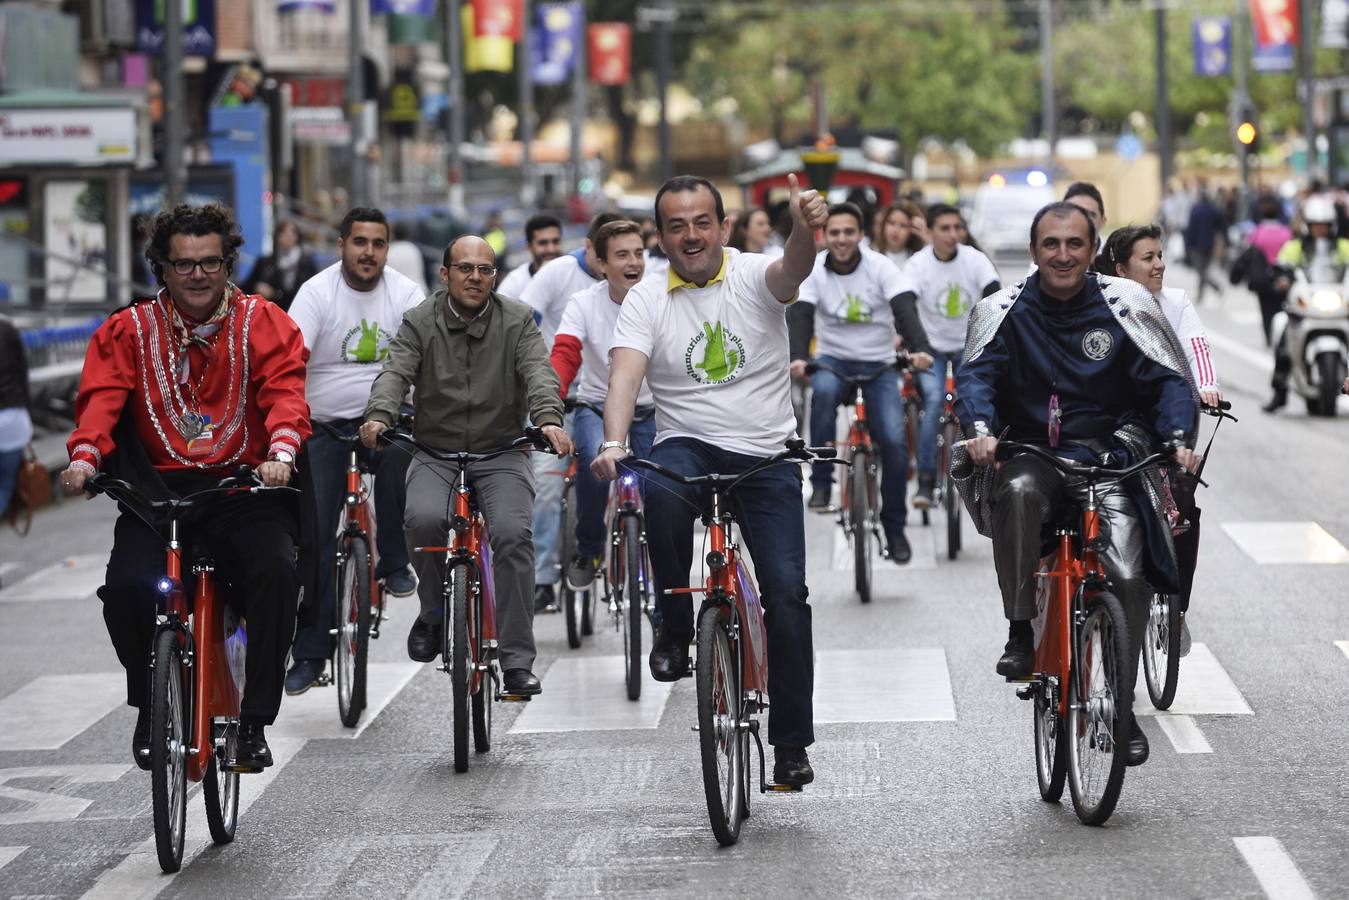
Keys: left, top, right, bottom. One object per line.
{"left": 449, "top": 263, "right": 497, "bottom": 277}
{"left": 167, "top": 256, "right": 225, "bottom": 276}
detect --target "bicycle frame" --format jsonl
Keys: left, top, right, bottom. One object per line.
{"left": 336, "top": 445, "right": 383, "bottom": 625}
{"left": 605, "top": 473, "right": 648, "bottom": 601}
{"left": 430, "top": 471, "right": 499, "bottom": 695}
{"left": 704, "top": 493, "right": 769, "bottom": 699}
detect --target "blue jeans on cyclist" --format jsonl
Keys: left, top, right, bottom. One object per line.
{"left": 808, "top": 354, "right": 909, "bottom": 536}
{"left": 915, "top": 351, "right": 961, "bottom": 479}
{"left": 290, "top": 416, "right": 412, "bottom": 665}
{"left": 640, "top": 437, "right": 813, "bottom": 749}
{"left": 571, "top": 404, "right": 656, "bottom": 559}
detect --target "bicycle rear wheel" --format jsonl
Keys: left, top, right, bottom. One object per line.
{"left": 623, "top": 515, "right": 644, "bottom": 701}
{"left": 848, "top": 448, "right": 873, "bottom": 604}
{"left": 150, "top": 628, "right": 188, "bottom": 872}
{"left": 1142, "top": 592, "right": 1181, "bottom": 710}
{"left": 471, "top": 591, "right": 492, "bottom": 753}
{"left": 696, "top": 603, "right": 745, "bottom": 846}
{"left": 202, "top": 722, "right": 239, "bottom": 844}
{"left": 1067, "top": 591, "right": 1131, "bottom": 825}
{"left": 335, "top": 535, "right": 371, "bottom": 728}
{"left": 1033, "top": 683, "right": 1067, "bottom": 803}
{"left": 444, "top": 567, "right": 471, "bottom": 773}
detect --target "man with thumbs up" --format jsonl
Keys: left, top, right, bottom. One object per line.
{"left": 590, "top": 173, "right": 829, "bottom": 788}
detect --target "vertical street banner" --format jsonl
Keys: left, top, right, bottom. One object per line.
{"left": 1192, "top": 16, "right": 1232, "bottom": 76}
{"left": 472, "top": 0, "right": 524, "bottom": 41}
{"left": 1322, "top": 0, "right": 1349, "bottom": 49}
{"left": 135, "top": 0, "right": 216, "bottom": 56}
{"left": 276, "top": 0, "right": 336, "bottom": 12}
{"left": 587, "top": 22, "right": 630, "bottom": 86}
{"left": 464, "top": 2, "right": 514, "bottom": 72}
{"left": 1250, "top": 0, "right": 1297, "bottom": 71}
{"left": 370, "top": 0, "right": 435, "bottom": 13}
{"left": 531, "top": 2, "right": 581, "bottom": 86}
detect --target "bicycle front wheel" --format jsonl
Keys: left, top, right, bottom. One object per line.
{"left": 623, "top": 514, "right": 644, "bottom": 701}
{"left": 150, "top": 628, "right": 189, "bottom": 872}
{"left": 1033, "top": 682, "right": 1066, "bottom": 803}
{"left": 335, "top": 535, "right": 371, "bottom": 728}
{"left": 848, "top": 448, "right": 874, "bottom": 604}
{"left": 1067, "top": 591, "right": 1131, "bottom": 825}
{"left": 445, "top": 567, "right": 471, "bottom": 773}
{"left": 202, "top": 721, "right": 239, "bottom": 844}
{"left": 696, "top": 603, "right": 745, "bottom": 846}
{"left": 1142, "top": 592, "right": 1181, "bottom": 710}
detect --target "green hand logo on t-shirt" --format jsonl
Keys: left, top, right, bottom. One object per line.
{"left": 942, "top": 283, "right": 971, "bottom": 319}
{"left": 340, "top": 319, "right": 392, "bottom": 363}
{"left": 685, "top": 320, "right": 747, "bottom": 384}
{"left": 843, "top": 293, "right": 872, "bottom": 323}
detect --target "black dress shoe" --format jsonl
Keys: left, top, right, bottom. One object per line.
{"left": 649, "top": 630, "right": 692, "bottom": 682}
{"left": 1127, "top": 723, "right": 1150, "bottom": 767}
{"left": 502, "top": 668, "right": 542, "bottom": 695}
{"left": 807, "top": 486, "right": 831, "bottom": 509}
{"left": 407, "top": 617, "right": 442, "bottom": 663}
{"left": 228, "top": 723, "right": 273, "bottom": 772}
{"left": 1262, "top": 391, "right": 1287, "bottom": 413}
{"left": 534, "top": 584, "right": 557, "bottom": 613}
{"left": 132, "top": 706, "right": 151, "bottom": 771}
{"left": 773, "top": 746, "right": 814, "bottom": 786}
{"left": 886, "top": 530, "right": 912, "bottom": 564}
{"left": 995, "top": 632, "right": 1035, "bottom": 679}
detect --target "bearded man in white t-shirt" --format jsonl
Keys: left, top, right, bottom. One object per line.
{"left": 592, "top": 174, "right": 829, "bottom": 788}
{"left": 283, "top": 207, "right": 427, "bottom": 695}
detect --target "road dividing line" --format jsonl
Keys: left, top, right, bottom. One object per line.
{"left": 0, "top": 555, "right": 106, "bottom": 603}
{"left": 271, "top": 661, "right": 420, "bottom": 741}
{"left": 814, "top": 649, "right": 956, "bottom": 723}
{"left": 1153, "top": 714, "right": 1213, "bottom": 754}
{"left": 510, "top": 656, "right": 673, "bottom": 733}
{"left": 1221, "top": 522, "right": 1349, "bottom": 565}
{"left": 81, "top": 738, "right": 305, "bottom": 900}
{"left": 0, "top": 674, "right": 126, "bottom": 751}
{"left": 1135, "top": 643, "right": 1252, "bottom": 717}
{"left": 1233, "top": 837, "right": 1317, "bottom": 900}
{"left": 1336, "top": 641, "right": 1349, "bottom": 663}
{"left": 0, "top": 846, "right": 26, "bottom": 871}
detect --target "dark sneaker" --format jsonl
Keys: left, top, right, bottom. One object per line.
{"left": 1262, "top": 390, "right": 1287, "bottom": 413}
{"left": 383, "top": 566, "right": 417, "bottom": 597}
{"left": 648, "top": 629, "right": 692, "bottom": 682}
{"left": 773, "top": 746, "right": 815, "bottom": 786}
{"left": 284, "top": 658, "right": 325, "bottom": 696}
{"left": 132, "top": 706, "right": 151, "bottom": 771}
{"left": 534, "top": 584, "right": 557, "bottom": 613}
{"left": 1127, "top": 722, "right": 1150, "bottom": 767}
{"left": 407, "top": 617, "right": 441, "bottom": 663}
{"left": 912, "top": 473, "right": 936, "bottom": 509}
{"left": 996, "top": 630, "right": 1035, "bottom": 679}
{"left": 502, "top": 668, "right": 542, "bottom": 695}
{"left": 808, "top": 486, "right": 831, "bottom": 509}
{"left": 228, "top": 722, "right": 273, "bottom": 772}
{"left": 886, "top": 530, "right": 912, "bottom": 564}
{"left": 566, "top": 555, "right": 600, "bottom": 592}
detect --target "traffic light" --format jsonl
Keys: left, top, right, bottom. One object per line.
{"left": 1236, "top": 117, "right": 1260, "bottom": 154}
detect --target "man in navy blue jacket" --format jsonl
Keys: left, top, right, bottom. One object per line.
{"left": 956, "top": 202, "right": 1199, "bottom": 767}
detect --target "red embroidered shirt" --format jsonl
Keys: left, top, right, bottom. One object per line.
{"left": 67, "top": 290, "right": 311, "bottom": 474}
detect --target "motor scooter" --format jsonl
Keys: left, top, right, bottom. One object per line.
{"left": 1277, "top": 265, "right": 1349, "bottom": 417}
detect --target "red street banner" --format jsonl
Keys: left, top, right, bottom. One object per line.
{"left": 588, "top": 23, "right": 631, "bottom": 86}
{"left": 472, "top": 0, "right": 523, "bottom": 41}
{"left": 1250, "top": 0, "right": 1300, "bottom": 47}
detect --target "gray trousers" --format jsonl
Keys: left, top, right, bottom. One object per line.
{"left": 991, "top": 453, "right": 1149, "bottom": 705}
{"left": 404, "top": 450, "right": 538, "bottom": 672}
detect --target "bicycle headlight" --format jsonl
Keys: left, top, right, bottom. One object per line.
{"left": 1310, "top": 289, "right": 1345, "bottom": 313}
{"left": 621, "top": 474, "right": 637, "bottom": 487}
{"left": 156, "top": 577, "right": 175, "bottom": 595}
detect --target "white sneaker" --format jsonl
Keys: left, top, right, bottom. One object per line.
{"left": 1178, "top": 614, "right": 1192, "bottom": 658}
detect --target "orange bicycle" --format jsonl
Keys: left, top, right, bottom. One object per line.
{"left": 86, "top": 468, "right": 294, "bottom": 871}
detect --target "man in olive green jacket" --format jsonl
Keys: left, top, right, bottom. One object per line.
{"left": 362, "top": 236, "right": 573, "bottom": 695}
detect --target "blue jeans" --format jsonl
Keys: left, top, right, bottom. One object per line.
{"left": 808, "top": 354, "right": 909, "bottom": 535}
{"left": 640, "top": 437, "right": 813, "bottom": 748}
{"left": 0, "top": 446, "right": 22, "bottom": 514}
{"left": 531, "top": 411, "right": 572, "bottom": 586}
{"left": 571, "top": 405, "right": 656, "bottom": 558}
{"left": 916, "top": 351, "right": 961, "bottom": 477}
{"left": 291, "top": 418, "right": 412, "bottom": 662}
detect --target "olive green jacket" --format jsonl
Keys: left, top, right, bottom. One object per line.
{"left": 365, "top": 289, "right": 563, "bottom": 452}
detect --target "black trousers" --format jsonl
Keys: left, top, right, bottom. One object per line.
{"left": 98, "top": 484, "right": 300, "bottom": 725}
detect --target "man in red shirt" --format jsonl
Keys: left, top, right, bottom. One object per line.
{"left": 60, "top": 204, "right": 311, "bottom": 772}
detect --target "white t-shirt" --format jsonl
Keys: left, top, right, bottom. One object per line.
{"left": 1159, "top": 286, "right": 1219, "bottom": 390}
{"left": 905, "top": 244, "right": 1000, "bottom": 353}
{"left": 555, "top": 281, "right": 655, "bottom": 408}
{"left": 288, "top": 262, "right": 426, "bottom": 420}
{"left": 385, "top": 241, "right": 429, "bottom": 296}
{"left": 613, "top": 248, "right": 797, "bottom": 458}
{"left": 520, "top": 250, "right": 600, "bottom": 346}
{"left": 798, "top": 247, "right": 909, "bottom": 362}
{"left": 496, "top": 261, "right": 534, "bottom": 300}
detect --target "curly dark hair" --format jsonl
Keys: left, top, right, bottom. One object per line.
{"left": 146, "top": 203, "right": 245, "bottom": 287}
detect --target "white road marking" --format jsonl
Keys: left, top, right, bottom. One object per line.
{"left": 1206, "top": 329, "right": 1275, "bottom": 373}
{"left": 0, "top": 674, "right": 127, "bottom": 751}
{"left": 1152, "top": 714, "right": 1213, "bottom": 754}
{"left": 1220, "top": 522, "right": 1349, "bottom": 565}
{"left": 0, "top": 554, "right": 105, "bottom": 603}
{"left": 814, "top": 649, "right": 956, "bottom": 723}
{"left": 407, "top": 833, "right": 500, "bottom": 897}
{"left": 831, "top": 518, "right": 937, "bottom": 571}
{"left": 0, "top": 765, "right": 131, "bottom": 826}
{"left": 0, "top": 847, "right": 24, "bottom": 871}
{"left": 1234, "top": 836, "right": 1317, "bottom": 900}
{"left": 80, "top": 737, "right": 305, "bottom": 900}
{"left": 510, "top": 656, "right": 673, "bottom": 734}
{"left": 1135, "top": 643, "right": 1252, "bottom": 717}
{"left": 0, "top": 562, "right": 19, "bottom": 582}
{"left": 271, "top": 661, "right": 421, "bottom": 741}
{"left": 1337, "top": 641, "right": 1349, "bottom": 662}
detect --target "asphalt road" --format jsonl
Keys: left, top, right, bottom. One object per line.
{"left": 1, "top": 267, "right": 1346, "bottom": 899}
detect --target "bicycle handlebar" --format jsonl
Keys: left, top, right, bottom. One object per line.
{"left": 86, "top": 467, "right": 298, "bottom": 516}
{"left": 621, "top": 440, "right": 845, "bottom": 495}
{"left": 803, "top": 352, "right": 913, "bottom": 384}
{"left": 380, "top": 427, "right": 555, "bottom": 463}
{"left": 563, "top": 398, "right": 655, "bottom": 423}
{"left": 994, "top": 440, "right": 1171, "bottom": 484}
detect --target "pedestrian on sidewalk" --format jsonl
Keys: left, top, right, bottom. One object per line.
{"left": 0, "top": 315, "right": 33, "bottom": 517}
{"left": 1184, "top": 183, "right": 1226, "bottom": 304}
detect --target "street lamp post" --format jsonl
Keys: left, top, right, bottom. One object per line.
{"left": 518, "top": 0, "right": 536, "bottom": 208}
{"left": 348, "top": 0, "right": 366, "bottom": 207}
{"left": 1155, "top": 3, "right": 1175, "bottom": 191}
{"left": 444, "top": 0, "right": 466, "bottom": 217}
{"left": 163, "top": 0, "right": 186, "bottom": 207}
{"left": 1040, "top": 0, "right": 1055, "bottom": 159}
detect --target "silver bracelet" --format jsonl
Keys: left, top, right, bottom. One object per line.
{"left": 598, "top": 440, "right": 628, "bottom": 453}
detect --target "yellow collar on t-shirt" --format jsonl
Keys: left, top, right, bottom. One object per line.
{"left": 667, "top": 251, "right": 728, "bottom": 292}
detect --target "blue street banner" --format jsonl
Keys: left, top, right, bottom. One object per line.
{"left": 531, "top": 2, "right": 582, "bottom": 86}
{"left": 1252, "top": 37, "right": 1295, "bottom": 71}
{"left": 277, "top": 0, "right": 336, "bottom": 12}
{"left": 136, "top": 0, "right": 216, "bottom": 56}
{"left": 371, "top": 0, "right": 434, "bottom": 14}
{"left": 1192, "top": 16, "right": 1231, "bottom": 77}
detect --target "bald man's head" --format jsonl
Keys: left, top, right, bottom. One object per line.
{"left": 440, "top": 234, "right": 498, "bottom": 315}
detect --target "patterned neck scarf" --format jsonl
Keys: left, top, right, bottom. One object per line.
{"left": 162, "top": 285, "right": 236, "bottom": 384}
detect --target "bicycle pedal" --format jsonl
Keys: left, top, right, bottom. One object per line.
{"left": 497, "top": 693, "right": 532, "bottom": 703}
{"left": 765, "top": 783, "right": 803, "bottom": 793}
{"left": 224, "top": 762, "right": 265, "bottom": 774}
{"left": 1015, "top": 685, "right": 1036, "bottom": 701}
{"left": 315, "top": 673, "right": 333, "bottom": 687}
{"left": 1004, "top": 675, "right": 1036, "bottom": 684}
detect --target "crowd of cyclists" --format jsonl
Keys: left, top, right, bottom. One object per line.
{"left": 54, "top": 166, "right": 1347, "bottom": 791}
